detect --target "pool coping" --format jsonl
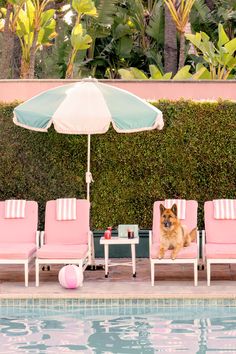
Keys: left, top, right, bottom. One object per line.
{"left": 1, "top": 297, "right": 236, "bottom": 309}
{"left": 1, "top": 293, "right": 236, "bottom": 300}
{"left": 1, "top": 260, "right": 235, "bottom": 301}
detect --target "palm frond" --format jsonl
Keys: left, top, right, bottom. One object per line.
{"left": 146, "top": 1, "right": 164, "bottom": 45}
{"left": 95, "top": 0, "right": 119, "bottom": 26}
{"left": 193, "top": 0, "right": 210, "bottom": 22}
{"left": 87, "top": 0, "right": 118, "bottom": 40}
{"left": 128, "top": 0, "right": 145, "bottom": 33}
{"left": 164, "top": 1, "right": 179, "bottom": 25}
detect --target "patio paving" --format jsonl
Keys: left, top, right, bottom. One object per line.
{"left": 0, "top": 259, "right": 236, "bottom": 299}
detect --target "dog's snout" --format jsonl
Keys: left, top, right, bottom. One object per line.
{"left": 164, "top": 221, "right": 172, "bottom": 228}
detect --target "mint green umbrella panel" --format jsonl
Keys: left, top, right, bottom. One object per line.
{"left": 13, "top": 79, "right": 164, "bottom": 200}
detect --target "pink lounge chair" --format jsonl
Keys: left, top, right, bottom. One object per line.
{"left": 204, "top": 200, "right": 236, "bottom": 286}
{"left": 0, "top": 200, "right": 39, "bottom": 287}
{"left": 35, "top": 199, "right": 92, "bottom": 286}
{"left": 149, "top": 200, "right": 199, "bottom": 286}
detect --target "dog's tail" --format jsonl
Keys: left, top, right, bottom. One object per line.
{"left": 190, "top": 227, "right": 197, "bottom": 242}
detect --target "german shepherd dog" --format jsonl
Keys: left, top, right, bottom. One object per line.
{"left": 158, "top": 204, "right": 197, "bottom": 260}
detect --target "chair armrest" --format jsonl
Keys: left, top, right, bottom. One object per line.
{"left": 196, "top": 229, "right": 200, "bottom": 261}
{"left": 88, "top": 230, "right": 94, "bottom": 265}
{"left": 36, "top": 231, "right": 40, "bottom": 249}
{"left": 88, "top": 230, "right": 93, "bottom": 250}
{"left": 201, "top": 230, "right": 205, "bottom": 264}
{"left": 39, "top": 231, "right": 45, "bottom": 248}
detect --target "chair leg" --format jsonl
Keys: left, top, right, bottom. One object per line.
{"left": 35, "top": 259, "right": 40, "bottom": 287}
{"left": 91, "top": 234, "right": 95, "bottom": 266}
{"left": 79, "top": 260, "right": 83, "bottom": 287}
{"left": 194, "top": 260, "right": 198, "bottom": 286}
{"left": 24, "top": 263, "right": 29, "bottom": 287}
{"left": 207, "top": 261, "right": 211, "bottom": 286}
{"left": 88, "top": 250, "right": 92, "bottom": 267}
{"left": 151, "top": 261, "right": 155, "bottom": 286}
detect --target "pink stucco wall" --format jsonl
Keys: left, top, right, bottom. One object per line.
{"left": 0, "top": 79, "right": 236, "bottom": 102}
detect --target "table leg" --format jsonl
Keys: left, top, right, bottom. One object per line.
{"left": 131, "top": 244, "right": 136, "bottom": 277}
{"left": 104, "top": 244, "right": 109, "bottom": 278}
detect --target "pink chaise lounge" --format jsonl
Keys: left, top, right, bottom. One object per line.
{"left": 35, "top": 199, "right": 93, "bottom": 286}
{"left": 149, "top": 200, "right": 199, "bottom": 286}
{"left": 204, "top": 200, "right": 236, "bottom": 286}
{"left": 0, "top": 200, "right": 39, "bottom": 287}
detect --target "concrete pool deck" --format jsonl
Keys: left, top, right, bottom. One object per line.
{"left": 0, "top": 259, "right": 236, "bottom": 299}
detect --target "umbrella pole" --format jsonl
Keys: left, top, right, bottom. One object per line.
{"left": 86, "top": 134, "right": 91, "bottom": 202}
{"left": 86, "top": 134, "right": 96, "bottom": 267}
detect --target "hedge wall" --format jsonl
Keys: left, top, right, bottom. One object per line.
{"left": 0, "top": 100, "right": 235, "bottom": 230}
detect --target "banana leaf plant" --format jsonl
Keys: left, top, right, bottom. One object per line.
{"left": 65, "top": 0, "right": 97, "bottom": 78}
{"left": 186, "top": 23, "right": 236, "bottom": 79}
{"left": 118, "top": 64, "right": 205, "bottom": 80}
{"left": 15, "top": 0, "right": 57, "bottom": 78}
{"left": 0, "top": 0, "right": 26, "bottom": 78}
{"left": 85, "top": 0, "right": 119, "bottom": 60}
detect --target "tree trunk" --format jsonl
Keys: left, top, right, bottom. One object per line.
{"left": 205, "top": 0, "right": 215, "bottom": 11}
{"left": 164, "top": 4, "right": 178, "bottom": 75}
{"left": 178, "top": 32, "right": 185, "bottom": 70}
{"left": 66, "top": 49, "right": 77, "bottom": 79}
{"left": 185, "top": 21, "right": 195, "bottom": 55}
{"left": 20, "top": 58, "right": 30, "bottom": 79}
{"left": 87, "top": 40, "right": 95, "bottom": 59}
{"left": 0, "top": 3, "right": 14, "bottom": 79}
{"left": 12, "top": 36, "right": 22, "bottom": 78}
{"left": 28, "top": 31, "right": 39, "bottom": 79}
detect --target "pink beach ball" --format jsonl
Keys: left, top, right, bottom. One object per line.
{"left": 58, "top": 265, "right": 83, "bottom": 289}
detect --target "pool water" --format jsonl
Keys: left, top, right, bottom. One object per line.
{"left": 1, "top": 304, "right": 236, "bottom": 353}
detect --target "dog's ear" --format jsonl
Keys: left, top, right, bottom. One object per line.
{"left": 171, "top": 203, "right": 178, "bottom": 217}
{"left": 160, "top": 204, "right": 165, "bottom": 215}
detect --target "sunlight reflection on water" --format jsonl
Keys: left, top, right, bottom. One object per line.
{"left": 0, "top": 306, "right": 236, "bottom": 353}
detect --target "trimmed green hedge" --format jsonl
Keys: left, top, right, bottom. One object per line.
{"left": 0, "top": 100, "right": 235, "bottom": 230}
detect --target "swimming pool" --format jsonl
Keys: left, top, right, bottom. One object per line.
{"left": 1, "top": 299, "right": 236, "bottom": 353}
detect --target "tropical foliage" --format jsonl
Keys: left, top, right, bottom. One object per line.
{"left": 119, "top": 64, "right": 206, "bottom": 80}
{"left": 164, "top": 0, "right": 195, "bottom": 69}
{"left": 16, "top": 0, "right": 57, "bottom": 78}
{"left": 0, "top": 0, "right": 235, "bottom": 79}
{"left": 65, "top": 0, "right": 97, "bottom": 78}
{"left": 186, "top": 23, "right": 236, "bottom": 79}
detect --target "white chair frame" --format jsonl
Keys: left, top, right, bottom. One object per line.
{"left": 0, "top": 231, "right": 40, "bottom": 287}
{"left": 202, "top": 230, "right": 236, "bottom": 286}
{"left": 35, "top": 230, "right": 93, "bottom": 287}
{"left": 149, "top": 230, "right": 200, "bottom": 286}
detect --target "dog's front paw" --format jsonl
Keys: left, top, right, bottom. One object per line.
{"left": 171, "top": 254, "right": 176, "bottom": 260}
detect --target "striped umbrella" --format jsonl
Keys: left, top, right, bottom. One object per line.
{"left": 13, "top": 78, "right": 164, "bottom": 201}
